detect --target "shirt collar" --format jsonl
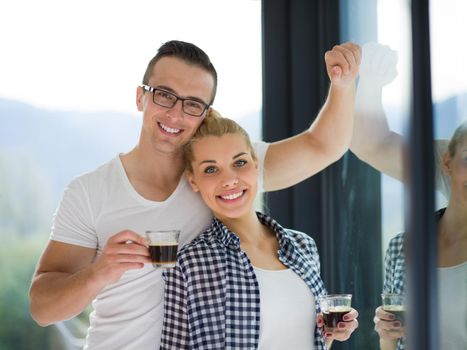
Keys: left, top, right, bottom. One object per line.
{"left": 211, "top": 212, "right": 295, "bottom": 250}
{"left": 211, "top": 217, "right": 240, "bottom": 248}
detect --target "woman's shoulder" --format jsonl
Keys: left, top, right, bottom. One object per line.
{"left": 387, "top": 232, "right": 406, "bottom": 256}
{"left": 283, "top": 228, "right": 318, "bottom": 250}
{"left": 177, "top": 227, "right": 223, "bottom": 260}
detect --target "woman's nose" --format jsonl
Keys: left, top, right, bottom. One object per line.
{"left": 222, "top": 177, "right": 239, "bottom": 188}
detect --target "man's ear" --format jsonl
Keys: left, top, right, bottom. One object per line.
{"left": 205, "top": 106, "right": 213, "bottom": 119}
{"left": 136, "top": 86, "right": 144, "bottom": 112}
{"left": 186, "top": 172, "right": 200, "bottom": 192}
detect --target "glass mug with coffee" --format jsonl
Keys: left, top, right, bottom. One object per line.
{"left": 145, "top": 230, "right": 180, "bottom": 268}
{"left": 381, "top": 293, "right": 405, "bottom": 324}
{"left": 318, "top": 294, "right": 352, "bottom": 328}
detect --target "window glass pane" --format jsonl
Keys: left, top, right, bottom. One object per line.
{"left": 341, "top": 0, "right": 412, "bottom": 348}
{"left": 0, "top": 1, "right": 262, "bottom": 348}
{"left": 430, "top": 0, "right": 467, "bottom": 348}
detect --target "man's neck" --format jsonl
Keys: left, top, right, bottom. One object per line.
{"left": 120, "top": 145, "right": 185, "bottom": 202}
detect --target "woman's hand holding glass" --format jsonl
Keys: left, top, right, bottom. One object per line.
{"left": 373, "top": 306, "right": 405, "bottom": 340}
{"left": 317, "top": 307, "right": 359, "bottom": 341}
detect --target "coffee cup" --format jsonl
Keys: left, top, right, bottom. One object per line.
{"left": 318, "top": 294, "right": 352, "bottom": 328}
{"left": 145, "top": 230, "right": 180, "bottom": 268}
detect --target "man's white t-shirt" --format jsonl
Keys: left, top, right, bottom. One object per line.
{"left": 50, "top": 141, "right": 269, "bottom": 350}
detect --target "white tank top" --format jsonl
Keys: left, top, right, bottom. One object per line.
{"left": 254, "top": 267, "right": 316, "bottom": 350}
{"left": 438, "top": 261, "right": 467, "bottom": 349}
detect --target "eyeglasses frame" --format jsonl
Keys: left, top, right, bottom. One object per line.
{"left": 141, "top": 84, "right": 210, "bottom": 117}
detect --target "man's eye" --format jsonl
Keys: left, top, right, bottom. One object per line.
{"left": 156, "top": 91, "right": 175, "bottom": 101}
{"left": 185, "top": 100, "right": 203, "bottom": 109}
{"left": 234, "top": 159, "right": 247, "bottom": 167}
{"left": 204, "top": 166, "right": 217, "bottom": 174}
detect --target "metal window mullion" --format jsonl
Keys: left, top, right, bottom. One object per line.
{"left": 406, "top": 0, "right": 438, "bottom": 349}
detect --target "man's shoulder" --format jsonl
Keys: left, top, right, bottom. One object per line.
{"left": 69, "top": 156, "right": 120, "bottom": 186}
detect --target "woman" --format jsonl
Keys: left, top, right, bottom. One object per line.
{"left": 374, "top": 121, "right": 467, "bottom": 350}
{"left": 160, "top": 111, "right": 359, "bottom": 349}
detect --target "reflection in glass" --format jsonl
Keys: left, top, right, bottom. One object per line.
{"left": 341, "top": 0, "right": 413, "bottom": 348}
{"left": 349, "top": 0, "right": 467, "bottom": 348}
{"left": 431, "top": 1, "right": 467, "bottom": 348}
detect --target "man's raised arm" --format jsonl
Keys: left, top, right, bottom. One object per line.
{"left": 349, "top": 42, "right": 405, "bottom": 181}
{"left": 263, "top": 42, "right": 361, "bottom": 191}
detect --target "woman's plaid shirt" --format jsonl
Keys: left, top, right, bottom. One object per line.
{"left": 160, "top": 212, "right": 327, "bottom": 349}
{"left": 383, "top": 208, "right": 445, "bottom": 350}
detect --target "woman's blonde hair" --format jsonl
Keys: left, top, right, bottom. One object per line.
{"left": 448, "top": 120, "right": 467, "bottom": 158}
{"left": 183, "top": 109, "right": 257, "bottom": 173}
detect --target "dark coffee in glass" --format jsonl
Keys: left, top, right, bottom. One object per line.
{"left": 323, "top": 306, "right": 351, "bottom": 328}
{"left": 382, "top": 304, "right": 405, "bottom": 324}
{"left": 149, "top": 244, "right": 178, "bottom": 266}
{"left": 145, "top": 230, "right": 180, "bottom": 268}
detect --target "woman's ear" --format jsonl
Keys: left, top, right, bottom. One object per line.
{"left": 186, "top": 172, "right": 200, "bottom": 192}
{"left": 442, "top": 151, "right": 452, "bottom": 177}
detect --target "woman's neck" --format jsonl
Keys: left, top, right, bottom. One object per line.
{"left": 437, "top": 202, "right": 467, "bottom": 267}
{"left": 439, "top": 202, "right": 467, "bottom": 241}
{"left": 220, "top": 211, "right": 286, "bottom": 270}
{"left": 218, "top": 211, "right": 271, "bottom": 244}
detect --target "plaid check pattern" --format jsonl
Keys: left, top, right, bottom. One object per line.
{"left": 382, "top": 208, "right": 445, "bottom": 350}
{"left": 160, "top": 212, "right": 327, "bottom": 349}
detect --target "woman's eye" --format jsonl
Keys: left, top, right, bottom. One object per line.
{"left": 234, "top": 159, "right": 247, "bottom": 167}
{"left": 204, "top": 166, "right": 217, "bottom": 174}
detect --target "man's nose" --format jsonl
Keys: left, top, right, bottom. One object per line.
{"left": 166, "top": 100, "right": 185, "bottom": 119}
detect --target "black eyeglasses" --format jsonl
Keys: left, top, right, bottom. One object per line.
{"left": 142, "top": 85, "right": 210, "bottom": 117}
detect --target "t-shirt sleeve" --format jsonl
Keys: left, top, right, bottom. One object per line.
{"left": 252, "top": 140, "right": 270, "bottom": 193}
{"left": 50, "top": 176, "right": 97, "bottom": 249}
{"left": 434, "top": 139, "right": 451, "bottom": 200}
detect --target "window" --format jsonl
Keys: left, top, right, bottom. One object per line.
{"left": 262, "top": 0, "right": 460, "bottom": 349}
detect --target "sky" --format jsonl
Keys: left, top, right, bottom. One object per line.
{"left": 377, "top": 0, "right": 467, "bottom": 104}
{"left": 0, "top": 0, "right": 262, "bottom": 118}
{"left": 429, "top": 0, "right": 467, "bottom": 102}
{"left": 1, "top": 0, "right": 465, "bottom": 117}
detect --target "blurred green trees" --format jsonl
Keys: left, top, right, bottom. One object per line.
{"left": 0, "top": 234, "right": 51, "bottom": 349}
{"left": 0, "top": 152, "right": 57, "bottom": 349}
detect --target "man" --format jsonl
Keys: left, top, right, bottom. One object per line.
{"left": 29, "top": 40, "right": 361, "bottom": 349}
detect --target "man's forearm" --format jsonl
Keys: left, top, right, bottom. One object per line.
{"left": 311, "top": 82, "right": 356, "bottom": 161}
{"left": 350, "top": 80, "right": 404, "bottom": 180}
{"left": 351, "top": 81, "right": 389, "bottom": 156}
{"left": 261, "top": 83, "right": 356, "bottom": 191}
{"left": 29, "top": 267, "right": 105, "bottom": 326}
